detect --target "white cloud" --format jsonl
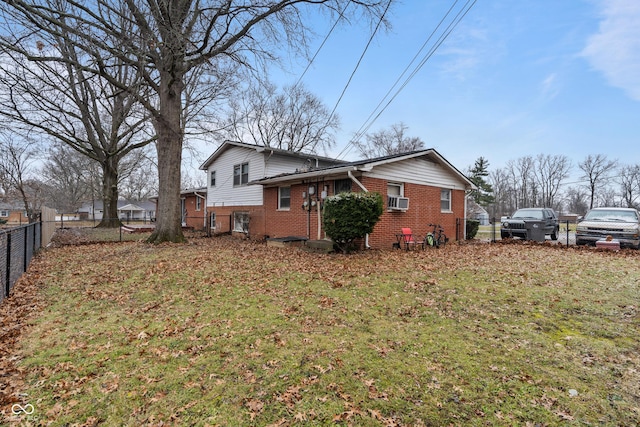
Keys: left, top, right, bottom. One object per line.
{"left": 582, "top": 0, "right": 640, "bottom": 101}
{"left": 540, "top": 73, "right": 560, "bottom": 101}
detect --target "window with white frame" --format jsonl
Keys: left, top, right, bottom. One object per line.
{"left": 440, "top": 189, "right": 452, "bottom": 212}
{"left": 233, "top": 163, "right": 249, "bottom": 186}
{"left": 233, "top": 211, "right": 249, "bottom": 233}
{"left": 209, "top": 212, "right": 216, "bottom": 229}
{"left": 210, "top": 170, "right": 216, "bottom": 187}
{"left": 278, "top": 186, "right": 291, "bottom": 210}
{"left": 196, "top": 196, "right": 202, "bottom": 211}
{"left": 0, "top": 210, "right": 8, "bottom": 217}
{"left": 387, "top": 183, "right": 408, "bottom": 210}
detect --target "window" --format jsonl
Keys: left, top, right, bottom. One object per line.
{"left": 0, "top": 210, "right": 8, "bottom": 217}
{"left": 233, "top": 212, "right": 249, "bottom": 233}
{"left": 196, "top": 197, "right": 202, "bottom": 211}
{"left": 278, "top": 187, "right": 291, "bottom": 210}
{"left": 233, "top": 163, "right": 249, "bottom": 186}
{"left": 387, "top": 183, "right": 408, "bottom": 210}
{"left": 209, "top": 212, "right": 216, "bottom": 229}
{"left": 441, "top": 189, "right": 452, "bottom": 212}
{"left": 210, "top": 170, "right": 216, "bottom": 187}
{"left": 334, "top": 178, "right": 352, "bottom": 194}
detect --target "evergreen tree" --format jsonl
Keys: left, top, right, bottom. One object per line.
{"left": 468, "top": 157, "right": 495, "bottom": 207}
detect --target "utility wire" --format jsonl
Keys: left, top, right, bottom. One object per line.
{"left": 335, "top": 0, "right": 477, "bottom": 160}
{"left": 324, "top": 0, "right": 393, "bottom": 138}
{"left": 340, "top": 0, "right": 462, "bottom": 157}
{"left": 292, "top": 3, "right": 351, "bottom": 90}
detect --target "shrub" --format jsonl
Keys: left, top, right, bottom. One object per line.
{"left": 466, "top": 219, "right": 480, "bottom": 240}
{"left": 323, "top": 192, "right": 384, "bottom": 253}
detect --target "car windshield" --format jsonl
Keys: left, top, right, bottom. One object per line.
{"left": 511, "top": 209, "right": 544, "bottom": 219}
{"left": 584, "top": 210, "right": 639, "bottom": 222}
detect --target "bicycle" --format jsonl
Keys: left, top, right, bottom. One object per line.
{"left": 426, "top": 223, "right": 448, "bottom": 248}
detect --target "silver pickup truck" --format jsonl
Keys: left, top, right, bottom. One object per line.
{"left": 576, "top": 207, "right": 640, "bottom": 249}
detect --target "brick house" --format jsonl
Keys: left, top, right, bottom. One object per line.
{"left": 253, "top": 149, "right": 475, "bottom": 249}
{"left": 0, "top": 201, "right": 28, "bottom": 225}
{"left": 180, "top": 187, "right": 207, "bottom": 230}
{"left": 199, "top": 141, "right": 345, "bottom": 236}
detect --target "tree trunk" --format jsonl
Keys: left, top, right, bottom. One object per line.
{"left": 97, "top": 157, "right": 121, "bottom": 228}
{"left": 147, "top": 70, "right": 185, "bottom": 244}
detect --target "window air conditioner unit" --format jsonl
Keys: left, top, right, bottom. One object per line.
{"left": 388, "top": 195, "right": 409, "bottom": 211}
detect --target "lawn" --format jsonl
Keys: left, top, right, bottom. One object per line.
{"left": 1, "top": 236, "right": 639, "bottom": 426}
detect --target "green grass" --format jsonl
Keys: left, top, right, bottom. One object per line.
{"left": 6, "top": 238, "right": 640, "bottom": 426}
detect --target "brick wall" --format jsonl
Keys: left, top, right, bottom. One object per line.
{"left": 362, "top": 177, "right": 465, "bottom": 249}
{"left": 262, "top": 176, "right": 467, "bottom": 249}
{"left": 208, "top": 205, "right": 266, "bottom": 239}
{"left": 264, "top": 184, "right": 323, "bottom": 239}
{"left": 183, "top": 194, "right": 206, "bottom": 230}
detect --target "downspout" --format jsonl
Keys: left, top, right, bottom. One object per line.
{"left": 347, "top": 170, "right": 371, "bottom": 249}
{"left": 348, "top": 170, "right": 368, "bottom": 192}
{"left": 463, "top": 190, "right": 468, "bottom": 241}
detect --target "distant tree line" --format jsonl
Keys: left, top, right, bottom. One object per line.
{"left": 467, "top": 153, "right": 638, "bottom": 218}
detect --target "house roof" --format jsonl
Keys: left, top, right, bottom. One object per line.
{"left": 78, "top": 199, "right": 156, "bottom": 212}
{"left": 118, "top": 203, "right": 145, "bottom": 211}
{"left": 199, "top": 140, "right": 347, "bottom": 170}
{"left": 251, "top": 149, "right": 476, "bottom": 189}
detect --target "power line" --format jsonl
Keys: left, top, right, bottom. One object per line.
{"left": 335, "top": 0, "right": 477, "bottom": 160}
{"left": 325, "top": 0, "right": 393, "bottom": 129}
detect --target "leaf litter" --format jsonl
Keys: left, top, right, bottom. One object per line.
{"left": 1, "top": 235, "right": 639, "bottom": 425}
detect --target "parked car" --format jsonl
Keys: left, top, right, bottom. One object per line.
{"left": 575, "top": 207, "right": 640, "bottom": 249}
{"left": 500, "top": 208, "right": 559, "bottom": 240}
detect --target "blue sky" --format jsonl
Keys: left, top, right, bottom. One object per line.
{"left": 266, "top": 0, "right": 640, "bottom": 177}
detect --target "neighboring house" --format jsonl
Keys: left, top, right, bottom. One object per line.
{"left": 180, "top": 187, "right": 207, "bottom": 230}
{"left": 253, "top": 149, "right": 476, "bottom": 249}
{"left": 199, "top": 141, "right": 345, "bottom": 236}
{"left": 77, "top": 200, "right": 156, "bottom": 222}
{"left": 467, "top": 199, "right": 490, "bottom": 225}
{"left": 0, "top": 201, "right": 28, "bottom": 225}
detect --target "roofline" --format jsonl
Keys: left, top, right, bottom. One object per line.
{"left": 199, "top": 140, "right": 347, "bottom": 170}
{"left": 251, "top": 149, "right": 476, "bottom": 189}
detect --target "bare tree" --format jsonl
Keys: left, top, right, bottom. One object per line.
{"left": 578, "top": 154, "right": 618, "bottom": 209}
{"left": 532, "top": 154, "right": 571, "bottom": 210}
{"left": 617, "top": 164, "right": 640, "bottom": 209}
{"left": 354, "top": 122, "right": 425, "bottom": 159}
{"left": 220, "top": 81, "right": 340, "bottom": 153}
{"left": 563, "top": 186, "right": 589, "bottom": 215}
{"left": 118, "top": 147, "right": 159, "bottom": 201}
{"left": 0, "top": 17, "right": 156, "bottom": 227}
{"left": 488, "top": 168, "right": 513, "bottom": 217}
{"left": 0, "top": 134, "right": 43, "bottom": 221}
{"left": 0, "top": 0, "right": 388, "bottom": 243}
{"left": 504, "top": 156, "right": 537, "bottom": 209}
{"left": 41, "top": 142, "right": 96, "bottom": 213}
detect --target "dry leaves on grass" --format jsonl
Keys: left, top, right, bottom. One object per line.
{"left": 2, "top": 235, "right": 640, "bottom": 425}
{"left": 0, "top": 255, "right": 47, "bottom": 415}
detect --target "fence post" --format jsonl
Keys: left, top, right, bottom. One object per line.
{"left": 5, "top": 232, "right": 11, "bottom": 299}
{"left": 566, "top": 219, "right": 570, "bottom": 248}
{"left": 492, "top": 217, "right": 497, "bottom": 243}
{"left": 23, "top": 224, "right": 28, "bottom": 272}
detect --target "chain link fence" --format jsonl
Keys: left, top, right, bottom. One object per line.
{"left": 1, "top": 221, "right": 42, "bottom": 303}
{"left": 475, "top": 218, "right": 577, "bottom": 247}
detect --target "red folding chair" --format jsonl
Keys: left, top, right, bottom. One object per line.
{"left": 396, "top": 227, "right": 425, "bottom": 250}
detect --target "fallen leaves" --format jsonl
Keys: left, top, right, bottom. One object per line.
{"left": 1, "top": 234, "right": 640, "bottom": 425}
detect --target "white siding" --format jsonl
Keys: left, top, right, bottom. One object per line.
{"left": 205, "top": 147, "right": 320, "bottom": 208}
{"left": 207, "top": 148, "right": 264, "bottom": 207}
{"left": 365, "top": 158, "right": 467, "bottom": 190}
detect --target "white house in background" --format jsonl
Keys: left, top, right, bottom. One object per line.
{"left": 77, "top": 200, "right": 156, "bottom": 222}
{"left": 199, "top": 140, "right": 345, "bottom": 235}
